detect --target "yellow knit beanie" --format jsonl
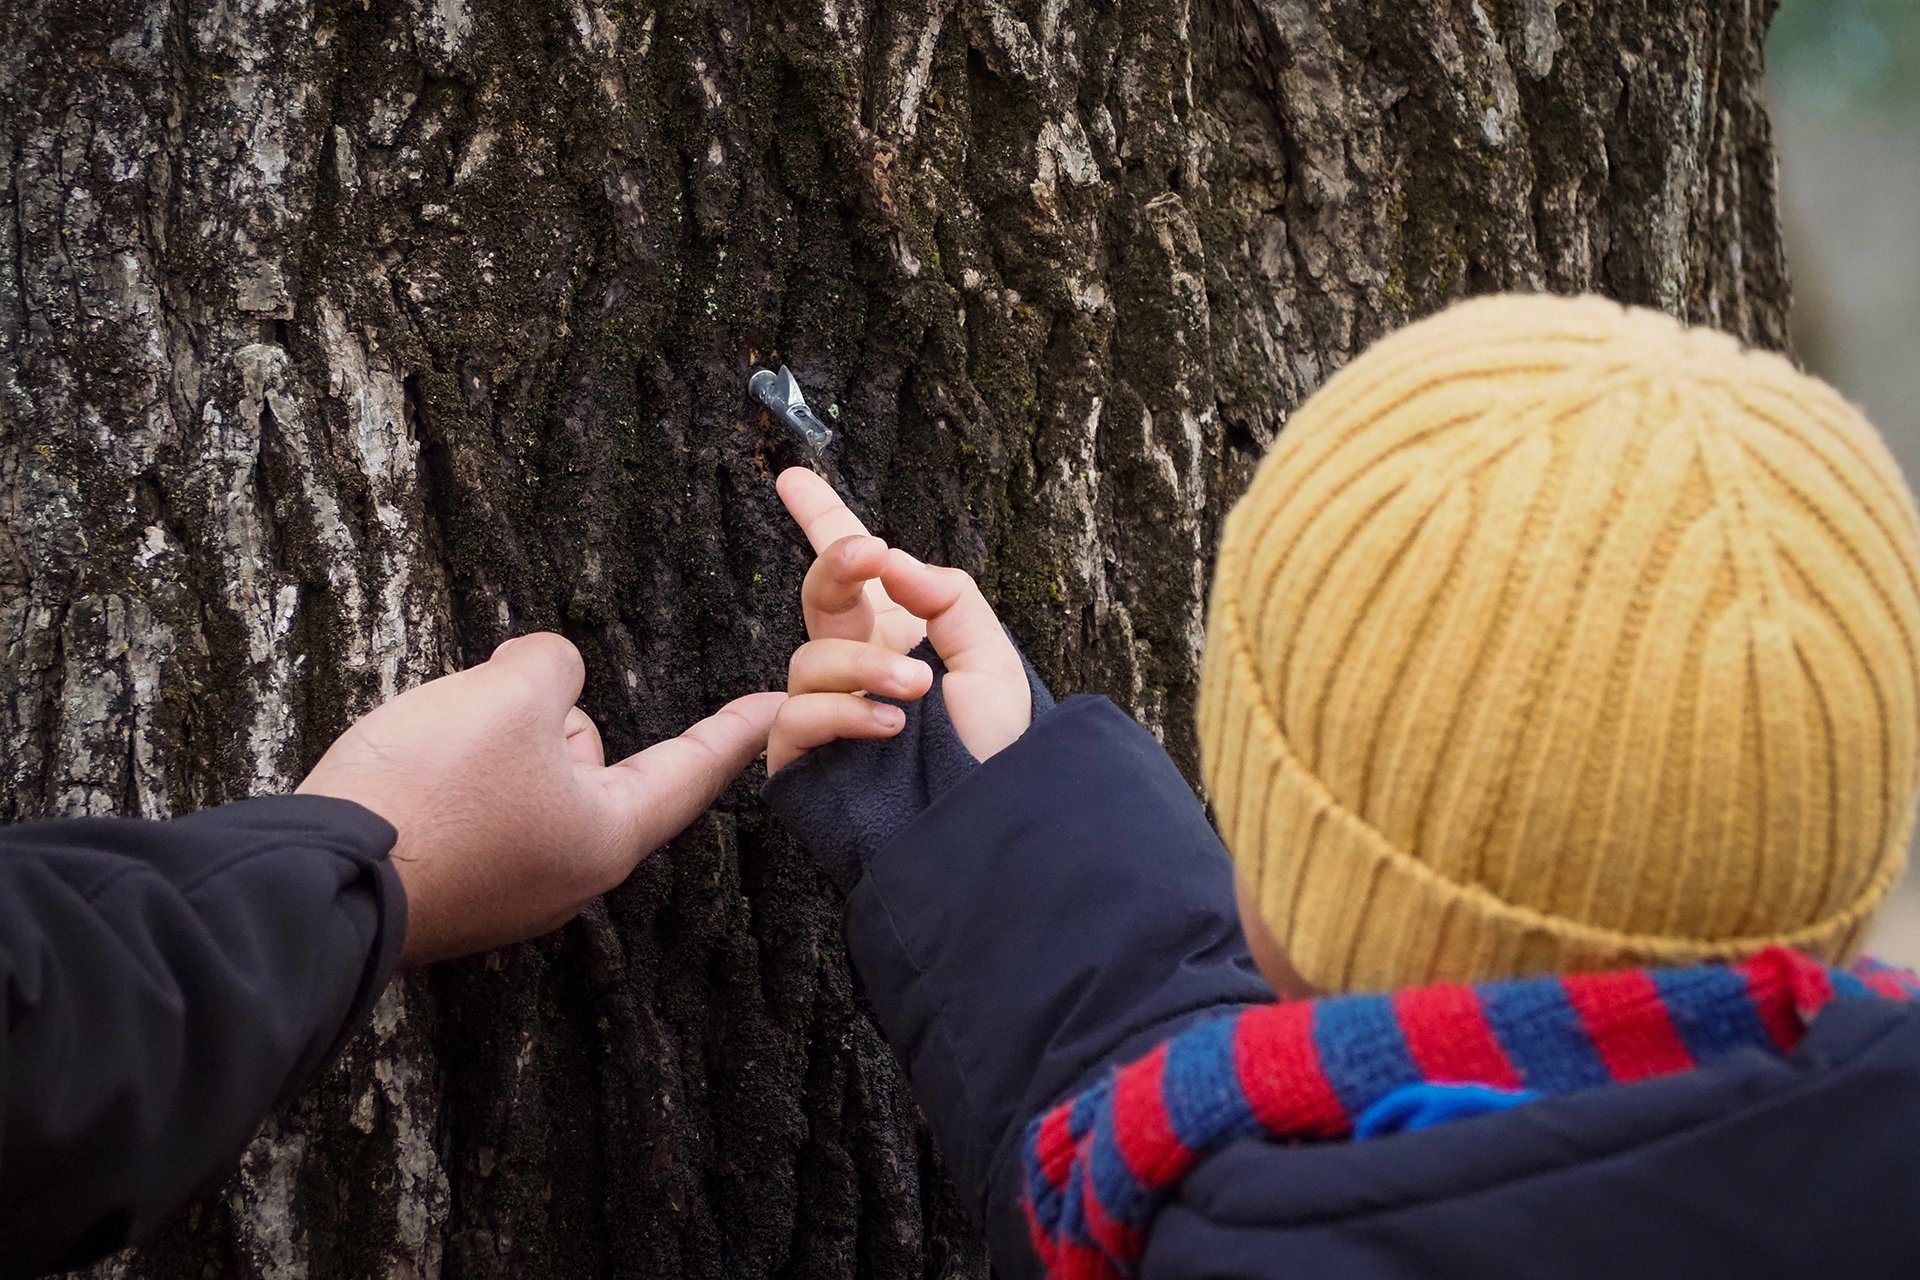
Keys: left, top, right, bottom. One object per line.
{"left": 1200, "top": 293, "right": 1920, "bottom": 994}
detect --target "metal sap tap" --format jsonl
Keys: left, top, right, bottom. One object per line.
{"left": 747, "top": 365, "right": 833, "bottom": 454}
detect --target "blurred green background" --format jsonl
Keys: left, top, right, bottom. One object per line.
{"left": 1770, "top": 0, "right": 1920, "bottom": 963}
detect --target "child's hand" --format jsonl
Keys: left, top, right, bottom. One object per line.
{"left": 769, "top": 468, "right": 1033, "bottom": 775}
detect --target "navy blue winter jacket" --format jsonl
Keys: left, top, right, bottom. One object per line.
{"left": 766, "top": 675, "right": 1920, "bottom": 1279}
{"left": 0, "top": 796, "right": 405, "bottom": 1277}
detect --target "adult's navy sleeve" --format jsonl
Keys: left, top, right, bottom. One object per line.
{"left": 842, "top": 697, "right": 1272, "bottom": 1273}
{"left": 0, "top": 794, "right": 406, "bottom": 1278}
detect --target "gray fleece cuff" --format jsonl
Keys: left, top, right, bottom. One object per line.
{"left": 761, "top": 635, "right": 1055, "bottom": 895}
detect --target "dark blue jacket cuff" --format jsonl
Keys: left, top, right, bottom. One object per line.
{"left": 839, "top": 696, "right": 1272, "bottom": 1273}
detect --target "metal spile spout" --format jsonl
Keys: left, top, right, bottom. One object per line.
{"left": 748, "top": 365, "right": 833, "bottom": 454}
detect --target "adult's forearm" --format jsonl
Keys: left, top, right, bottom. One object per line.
{"left": 0, "top": 795, "right": 405, "bottom": 1277}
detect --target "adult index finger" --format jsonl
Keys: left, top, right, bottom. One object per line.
{"left": 598, "top": 691, "right": 786, "bottom": 855}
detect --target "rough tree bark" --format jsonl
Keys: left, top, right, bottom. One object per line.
{"left": 1, "top": 0, "right": 1788, "bottom": 1275}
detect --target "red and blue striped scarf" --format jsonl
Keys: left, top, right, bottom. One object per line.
{"left": 1021, "top": 947, "right": 1919, "bottom": 1280}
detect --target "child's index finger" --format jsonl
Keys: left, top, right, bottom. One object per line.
{"left": 776, "top": 467, "right": 870, "bottom": 555}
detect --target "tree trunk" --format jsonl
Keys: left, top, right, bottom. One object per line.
{"left": 0, "top": 0, "right": 1787, "bottom": 1275}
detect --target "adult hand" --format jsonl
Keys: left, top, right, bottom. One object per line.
{"left": 297, "top": 633, "right": 783, "bottom": 964}
{"left": 768, "top": 468, "right": 1032, "bottom": 774}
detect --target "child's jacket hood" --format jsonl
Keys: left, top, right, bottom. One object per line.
{"left": 768, "top": 689, "right": 1920, "bottom": 1280}
{"left": 1024, "top": 950, "right": 1920, "bottom": 1279}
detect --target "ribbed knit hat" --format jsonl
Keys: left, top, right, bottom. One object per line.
{"left": 1200, "top": 293, "right": 1920, "bottom": 993}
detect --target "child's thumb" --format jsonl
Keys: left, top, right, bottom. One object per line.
{"left": 878, "top": 551, "right": 1022, "bottom": 678}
